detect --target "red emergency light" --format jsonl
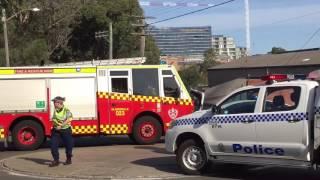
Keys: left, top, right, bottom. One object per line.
{"left": 261, "top": 74, "right": 288, "bottom": 81}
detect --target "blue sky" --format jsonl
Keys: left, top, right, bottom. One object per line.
{"left": 141, "top": 0, "right": 320, "bottom": 54}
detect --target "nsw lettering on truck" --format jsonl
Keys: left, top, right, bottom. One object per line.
{"left": 165, "top": 72, "right": 320, "bottom": 175}
{"left": 0, "top": 65, "right": 194, "bottom": 150}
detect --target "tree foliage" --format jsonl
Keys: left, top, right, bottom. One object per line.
{"left": 269, "top": 47, "right": 286, "bottom": 54}
{"left": 179, "top": 48, "right": 219, "bottom": 90}
{"left": 200, "top": 48, "right": 219, "bottom": 82}
{"left": 179, "top": 65, "right": 203, "bottom": 90}
{"left": 0, "top": 0, "right": 160, "bottom": 66}
{"left": 144, "top": 36, "right": 160, "bottom": 64}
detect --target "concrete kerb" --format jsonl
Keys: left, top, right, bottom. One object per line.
{"left": 0, "top": 145, "right": 195, "bottom": 179}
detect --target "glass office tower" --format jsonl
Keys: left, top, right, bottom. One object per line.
{"left": 147, "top": 26, "right": 212, "bottom": 56}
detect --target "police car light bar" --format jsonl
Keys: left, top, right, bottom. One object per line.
{"left": 261, "top": 74, "right": 288, "bottom": 81}
{"left": 261, "top": 74, "right": 306, "bottom": 82}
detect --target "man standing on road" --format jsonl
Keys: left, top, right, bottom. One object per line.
{"left": 49, "top": 96, "right": 74, "bottom": 167}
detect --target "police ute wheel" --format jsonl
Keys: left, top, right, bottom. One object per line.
{"left": 12, "top": 120, "right": 44, "bottom": 150}
{"left": 176, "top": 139, "right": 208, "bottom": 175}
{"left": 133, "top": 116, "right": 162, "bottom": 145}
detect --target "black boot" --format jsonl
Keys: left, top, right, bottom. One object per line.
{"left": 64, "top": 155, "right": 72, "bottom": 165}
{"left": 49, "top": 160, "right": 59, "bottom": 167}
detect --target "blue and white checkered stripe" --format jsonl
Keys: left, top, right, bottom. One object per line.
{"left": 173, "top": 117, "right": 211, "bottom": 126}
{"left": 174, "top": 112, "right": 308, "bottom": 127}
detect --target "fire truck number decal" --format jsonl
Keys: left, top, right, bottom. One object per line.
{"left": 112, "top": 108, "right": 129, "bottom": 117}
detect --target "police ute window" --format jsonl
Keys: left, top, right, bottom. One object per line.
{"left": 219, "top": 88, "right": 259, "bottom": 114}
{"left": 263, "top": 86, "right": 301, "bottom": 112}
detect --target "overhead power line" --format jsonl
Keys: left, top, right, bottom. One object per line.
{"left": 299, "top": 27, "right": 320, "bottom": 49}
{"left": 140, "top": 1, "right": 216, "bottom": 7}
{"left": 148, "top": 0, "right": 237, "bottom": 25}
{"left": 255, "top": 10, "right": 320, "bottom": 28}
{"left": 148, "top": 0, "right": 189, "bottom": 17}
{"left": 285, "top": 26, "right": 320, "bottom": 65}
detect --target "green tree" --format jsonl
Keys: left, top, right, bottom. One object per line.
{"left": 0, "top": 0, "right": 159, "bottom": 66}
{"left": 200, "top": 48, "right": 219, "bottom": 82}
{"left": 0, "top": 0, "right": 87, "bottom": 65}
{"left": 67, "top": 0, "right": 146, "bottom": 61}
{"left": 269, "top": 47, "right": 286, "bottom": 54}
{"left": 179, "top": 65, "right": 203, "bottom": 90}
{"left": 144, "top": 36, "right": 160, "bottom": 64}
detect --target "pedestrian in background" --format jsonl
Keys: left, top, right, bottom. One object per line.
{"left": 49, "top": 96, "right": 74, "bottom": 167}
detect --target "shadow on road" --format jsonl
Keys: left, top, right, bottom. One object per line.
{"left": 132, "top": 156, "right": 183, "bottom": 174}
{"left": 132, "top": 155, "right": 320, "bottom": 180}
{"left": 133, "top": 144, "right": 171, "bottom": 155}
{"left": 204, "top": 164, "right": 320, "bottom": 180}
{"left": 18, "top": 157, "right": 51, "bottom": 166}
{"left": 0, "top": 135, "right": 137, "bottom": 152}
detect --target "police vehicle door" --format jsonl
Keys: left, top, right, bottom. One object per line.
{"left": 256, "top": 85, "right": 307, "bottom": 160}
{"left": 209, "top": 87, "right": 260, "bottom": 155}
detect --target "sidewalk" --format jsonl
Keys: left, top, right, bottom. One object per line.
{"left": 0, "top": 143, "right": 189, "bottom": 179}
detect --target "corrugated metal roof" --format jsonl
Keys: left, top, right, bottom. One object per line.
{"left": 209, "top": 49, "right": 320, "bottom": 70}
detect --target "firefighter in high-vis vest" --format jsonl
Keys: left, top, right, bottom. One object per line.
{"left": 49, "top": 96, "right": 74, "bottom": 167}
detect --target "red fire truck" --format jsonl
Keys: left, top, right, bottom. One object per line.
{"left": 0, "top": 65, "right": 194, "bottom": 150}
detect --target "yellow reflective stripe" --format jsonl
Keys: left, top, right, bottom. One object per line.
{"left": 80, "top": 68, "right": 96, "bottom": 73}
{"left": 171, "top": 66, "right": 191, "bottom": 99}
{"left": 53, "top": 68, "right": 96, "bottom": 74}
{"left": 0, "top": 128, "right": 5, "bottom": 139}
{"left": 0, "top": 69, "right": 15, "bottom": 75}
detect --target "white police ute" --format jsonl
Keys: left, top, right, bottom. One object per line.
{"left": 165, "top": 73, "right": 320, "bottom": 175}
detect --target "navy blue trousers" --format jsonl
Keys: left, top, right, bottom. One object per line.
{"left": 50, "top": 127, "right": 74, "bottom": 161}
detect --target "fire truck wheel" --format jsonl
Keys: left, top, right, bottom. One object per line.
{"left": 12, "top": 120, "right": 44, "bottom": 151}
{"left": 133, "top": 116, "right": 162, "bottom": 145}
{"left": 128, "top": 134, "right": 137, "bottom": 143}
{"left": 176, "top": 139, "right": 208, "bottom": 175}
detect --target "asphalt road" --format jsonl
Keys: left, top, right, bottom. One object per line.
{"left": 0, "top": 142, "right": 38, "bottom": 180}
{"left": 0, "top": 136, "right": 320, "bottom": 180}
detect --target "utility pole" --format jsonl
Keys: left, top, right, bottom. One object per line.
{"left": 1, "top": 7, "right": 40, "bottom": 67}
{"left": 132, "top": 20, "right": 147, "bottom": 57}
{"left": 131, "top": 16, "right": 154, "bottom": 57}
{"left": 109, "top": 22, "right": 113, "bottom": 60}
{"left": 95, "top": 22, "right": 113, "bottom": 60}
{"left": 2, "top": 9, "right": 9, "bottom": 67}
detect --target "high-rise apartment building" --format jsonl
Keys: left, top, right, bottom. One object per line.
{"left": 212, "top": 35, "right": 247, "bottom": 61}
{"left": 147, "top": 26, "right": 212, "bottom": 56}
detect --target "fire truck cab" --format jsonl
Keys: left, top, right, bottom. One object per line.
{"left": 0, "top": 65, "right": 194, "bottom": 150}
{"left": 165, "top": 73, "right": 320, "bottom": 175}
